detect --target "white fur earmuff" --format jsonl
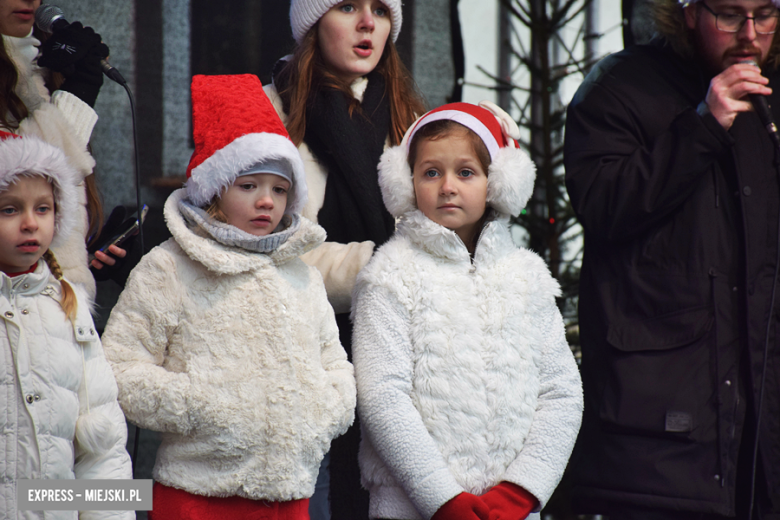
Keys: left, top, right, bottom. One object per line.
{"left": 377, "top": 101, "right": 536, "bottom": 219}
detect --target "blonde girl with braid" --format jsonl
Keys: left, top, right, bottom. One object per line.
{"left": 0, "top": 131, "right": 133, "bottom": 520}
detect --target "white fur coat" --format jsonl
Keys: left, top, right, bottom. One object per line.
{"left": 101, "top": 189, "right": 356, "bottom": 500}
{"left": 352, "top": 211, "right": 583, "bottom": 520}
{"left": 0, "top": 262, "right": 133, "bottom": 520}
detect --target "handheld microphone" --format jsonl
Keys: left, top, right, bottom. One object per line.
{"left": 35, "top": 4, "right": 126, "bottom": 86}
{"left": 741, "top": 60, "right": 780, "bottom": 150}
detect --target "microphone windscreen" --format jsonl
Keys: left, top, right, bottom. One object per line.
{"left": 35, "top": 4, "right": 66, "bottom": 33}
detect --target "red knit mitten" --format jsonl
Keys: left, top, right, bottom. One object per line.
{"left": 432, "top": 492, "right": 490, "bottom": 520}
{"left": 481, "top": 482, "right": 539, "bottom": 520}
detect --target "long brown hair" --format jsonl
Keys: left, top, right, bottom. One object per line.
{"left": 278, "top": 25, "right": 425, "bottom": 147}
{"left": 0, "top": 38, "right": 29, "bottom": 130}
{"left": 651, "top": 0, "right": 780, "bottom": 70}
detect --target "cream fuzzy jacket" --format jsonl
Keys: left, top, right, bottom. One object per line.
{"left": 0, "top": 262, "right": 133, "bottom": 520}
{"left": 352, "top": 211, "right": 583, "bottom": 520}
{"left": 265, "top": 80, "right": 376, "bottom": 314}
{"left": 102, "top": 189, "right": 356, "bottom": 500}
{"left": 4, "top": 32, "right": 100, "bottom": 300}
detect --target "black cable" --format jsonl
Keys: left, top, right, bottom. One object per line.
{"left": 747, "top": 144, "right": 780, "bottom": 520}
{"left": 119, "top": 80, "right": 146, "bottom": 480}
{"left": 121, "top": 82, "right": 145, "bottom": 259}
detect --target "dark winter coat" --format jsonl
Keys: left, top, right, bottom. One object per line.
{"left": 564, "top": 40, "right": 780, "bottom": 515}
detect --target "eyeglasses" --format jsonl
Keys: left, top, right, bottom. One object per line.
{"left": 699, "top": 2, "right": 780, "bottom": 34}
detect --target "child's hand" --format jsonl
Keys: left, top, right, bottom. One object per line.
{"left": 481, "top": 482, "right": 538, "bottom": 520}
{"left": 432, "top": 492, "right": 490, "bottom": 520}
{"left": 91, "top": 244, "right": 127, "bottom": 269}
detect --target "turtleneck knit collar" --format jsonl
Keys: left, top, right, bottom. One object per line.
{"left": 178, "top": 197, "right": 300, "bottom": 254}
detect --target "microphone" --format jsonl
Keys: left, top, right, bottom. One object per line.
{"left": 35, "top": 4, "right": 126, "bottom": 86}
{"left": 741, "top": 60, "right": 780, "bottom": 150}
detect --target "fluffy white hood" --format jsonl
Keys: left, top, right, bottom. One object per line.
{"left": 0, "top": 135, "right": 80, "bottom": 248}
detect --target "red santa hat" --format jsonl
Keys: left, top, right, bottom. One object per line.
{"left": 0, "top": 131, "right": 80, "bottom": 248}
{"left": 185, "top": 74, "right": 307, "bottom": 214}
{"left": 378, "top": 101, "right": 536, "bottom": 218}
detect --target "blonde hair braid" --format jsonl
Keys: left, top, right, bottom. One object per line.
{"left": 42, "top": 249, "right": 78, "bottom": 323}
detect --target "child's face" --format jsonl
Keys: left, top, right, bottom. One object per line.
{"left": 217, "top": 173, "right": 290, "bottom": 236}
{"left": 412, "top": 133, "right": 488, "bottom": 245}
{"left": 0, "top": 175, "right": 55, "bottom": 274}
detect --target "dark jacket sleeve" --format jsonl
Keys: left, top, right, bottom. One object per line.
{"left": 564, "top": 74, "right": 734, "bottom": 242}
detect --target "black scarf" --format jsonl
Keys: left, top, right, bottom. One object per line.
{"left": 274, "top": 63, "right": 395, "bottom": 246}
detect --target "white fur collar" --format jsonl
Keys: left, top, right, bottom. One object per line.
{"left": 164, "top": 188, "right": 325, "bottom": 274}
{"left": 351, "top": 76, "right": 369, "bottom": 102}
{"left": 396, "top": 210, "right": 516, "bottom": 264}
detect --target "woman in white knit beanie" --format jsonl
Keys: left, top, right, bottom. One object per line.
{"left": 264, "top": 2, "right": 425, "bottom": 520}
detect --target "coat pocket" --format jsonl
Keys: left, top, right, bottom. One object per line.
{"left": 600, "top": 305, "right": 714, "bottom": 440}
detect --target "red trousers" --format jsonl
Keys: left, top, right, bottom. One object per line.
{"left": 149, "top": 482, "right": 310, "bottom": 520}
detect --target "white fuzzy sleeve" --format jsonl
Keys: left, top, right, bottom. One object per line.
{"left": 353, "top": 283, "right": 463, "bottom": 520}
{"left": 501, "top": 299, "right": 583, "bottom": 507}
{"left": 315, "top": 275, "right": 357, "bottom": 440}
{"left": 17, "top": 98, "right": 97, "bottom": 179}
{"left": 301, "top": 241, "right": 376, "bottom": 314}
{"left": 101, "top": 247, "right": 194, "bottom": 435}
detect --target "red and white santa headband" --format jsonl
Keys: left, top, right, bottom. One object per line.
{"left": 378, "top": 101, "right": 536, "bottom": 218}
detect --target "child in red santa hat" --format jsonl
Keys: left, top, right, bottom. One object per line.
{"left": 352, "top": 102, "right": 583, "bottom": 520}
{"left": 102, "top": 74, "right": 355, "bottom": 520}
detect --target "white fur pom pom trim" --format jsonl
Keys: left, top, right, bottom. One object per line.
{"left": 378, "top": 145, "right": 416, "bottom": 218}
{"left": 186, "top": 133, "right": 308, "bottom": 215}
{"left": 75, "top": 410, "right": 121, "bottom": 454}
{"left": 487, "top": 147, "right": 537, "bottom": 216}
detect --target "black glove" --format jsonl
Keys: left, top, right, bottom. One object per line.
{"left": 38, "top": 22, "right": 110, "bottom": 107}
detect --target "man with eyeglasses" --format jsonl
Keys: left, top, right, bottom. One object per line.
{"left": 564, "top": 0, "right": 780, "bottom": 518}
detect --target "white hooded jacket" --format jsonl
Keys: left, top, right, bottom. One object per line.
{"left": 102, "top": 189, "right": 356, "bottom": 501}
{"left": 0, "top": 262, "right": 133, "bottom": 520}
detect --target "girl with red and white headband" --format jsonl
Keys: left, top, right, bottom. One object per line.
{"left": 352, "top": 102, "right": 583, "bottom": 520}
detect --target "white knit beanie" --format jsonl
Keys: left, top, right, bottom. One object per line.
{"left": 290, "top": 0, "right": 402, "bottom": 44}
{"left": 680, "top": 0, "right": 780, "bottom": 6}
